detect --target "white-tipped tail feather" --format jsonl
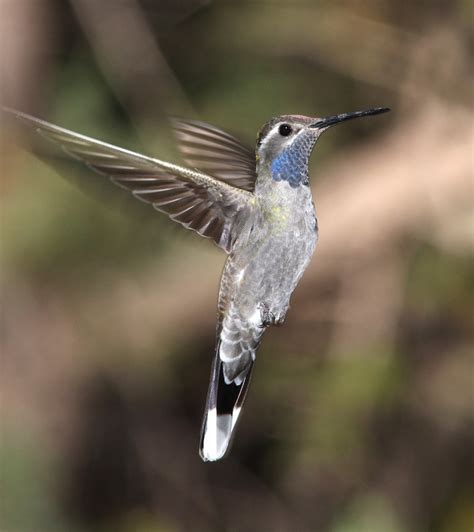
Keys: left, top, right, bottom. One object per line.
{"left": 201, "top": 407, "right": 242, "bottom": 462}
{"left": 199, "top": 309, "right": 264, "bottom": 462}
{"left": 199, "top": 353, "right": 253, "bottom": 462}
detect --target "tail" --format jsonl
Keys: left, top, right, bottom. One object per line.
{"left": 199, "top": 352, "right": 254, "bottom": 462}
{"left": 199, "top": 317, "right": 263, "bottom": 462}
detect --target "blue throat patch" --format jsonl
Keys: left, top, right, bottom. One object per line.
{"left": 270, "top": 135, "right": 313, "bottom": 188}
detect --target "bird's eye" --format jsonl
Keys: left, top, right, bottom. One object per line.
{"left": 278, "top": 123, "right": 292, "bottom": 136}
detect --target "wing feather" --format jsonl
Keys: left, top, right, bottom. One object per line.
{"left": 6, "top": 109, "right": 254, "bottom": 252}
{"left": 172, "top": 118, "right": 257, "bottom": 192}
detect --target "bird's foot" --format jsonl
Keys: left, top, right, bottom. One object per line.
{"left": 258, "top": 303, "right": 285, "bottom": 327}
{"left": 274, "top": 315, "right": 285, "bottom": 326}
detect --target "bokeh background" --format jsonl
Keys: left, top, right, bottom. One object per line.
{"left": 1, "top": 1, "right": 472, "bottom": 531}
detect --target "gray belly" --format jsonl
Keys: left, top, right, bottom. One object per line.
{"left": 232, "top": 218, "right": 317, "bottom": 321}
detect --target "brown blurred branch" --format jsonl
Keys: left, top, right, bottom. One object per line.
{"left": 209, "top": 6, "right": 471, "bottom": 105}
{"left": 70, "top": 0, "right": 194, "bottom": 126}
{"left": 0, "top": 0, "right": 58, "bottom": 112}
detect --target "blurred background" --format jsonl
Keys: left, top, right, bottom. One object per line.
{"left": 1, "top": 1, "right": 472, "bottom": 531}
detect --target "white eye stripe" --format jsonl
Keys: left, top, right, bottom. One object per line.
{"left": 260, "top": 124, "right": 305, "bottom": 151}
{"left": 259, "top": 123, "right": 289, "bottom": 149}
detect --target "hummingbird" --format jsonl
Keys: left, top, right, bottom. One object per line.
{"left": 4, "top": 106, "right": 389, "bottom": 461}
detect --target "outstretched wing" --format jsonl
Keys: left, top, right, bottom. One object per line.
{"left": 6, "top": 109, "right": 254, "bottom": 252}
{"left": 172, "top": 118, "right": 257, "bottom": 192}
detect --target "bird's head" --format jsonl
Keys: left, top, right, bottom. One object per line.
{"left": 256, "top": 107, "right": 390, "bottom": 188}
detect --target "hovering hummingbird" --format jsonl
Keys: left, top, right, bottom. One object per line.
{"left": 5, "top": 106, "right": 389, "bottom": 461}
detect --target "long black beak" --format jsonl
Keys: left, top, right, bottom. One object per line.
{"left": 310, "top": 107, "right": 390, "bottom": 129}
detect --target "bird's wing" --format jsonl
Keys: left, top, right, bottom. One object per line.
{"left": 7, "top": 109, "right": 254, "bottom": 252}
{"left": 172, "top": 118, "right": 257, "bottom": 192}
